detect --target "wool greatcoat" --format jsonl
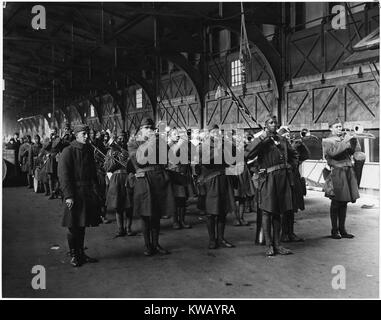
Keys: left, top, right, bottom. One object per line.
{"left": 167, "top": 139, "right": 197, "bottom": 199}
{"left": 127, "top": 134, "right": 176, "bottom": 218}
{"left": 104, "top": 147, "right": 135, "bottom": 211}
{"left": 245, "top": 133, "right": 299, "bottom": 214}
{"left": 290, "top": 139, "right": 310, "bottom": 212}
{"left": 198, "top": 136, "right": 236, "bottom": 217}
{"left": 58, "top": 140, "right": 102, "bottom": 227}
{"left": 233, "top": 162, "right": 256, "bottom": 201}
{"left": 29, "top": 142, "right": 43, "bottom": 175}
{"left": 322, "top": 134, "right": 360, "bottom": 203}
{"left": 18, "top": 142, "right": 32, "bottom": 173}
{"left": 42, "top": 138, "right": 60, "bottom": 175}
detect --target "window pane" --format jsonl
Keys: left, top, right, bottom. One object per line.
{"left": 136, "top": 88, "right": 143, "bottom": 109}
{"left": 90, "top": 105, "right": 95, "bottom": 117}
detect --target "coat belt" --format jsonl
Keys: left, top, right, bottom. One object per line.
{"left": 265, "top": 163, "right": 291, "bottom": 174}
{"left": 136, "top": 165, "right": 163, "bottom": 173}
{"left": 203, "top": 169, "right": 225, "bottom": 182}
{"left": 112, "top": 169, "right": 127, "bottom": 174}
{"left": 75, "top": 181, "right": 94, "bottom": 186}
{"left": 330, "top": 161, "right": 353, "bottom": 168}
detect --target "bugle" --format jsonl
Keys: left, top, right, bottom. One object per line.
{"left": 342, "top": 124, "right": 376, "bottom": 139}
{"left": 89, "top": 141, "right": 128, "bottom": 168}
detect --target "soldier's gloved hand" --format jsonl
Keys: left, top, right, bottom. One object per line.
{"left": 343, "top": 133, "right": 354, "bottom": 143}
{"left": 259, "top": 130, "right": 268, "bottom": 141}
{"left": 65, "top": 198, "right": 74, "bottom": 210}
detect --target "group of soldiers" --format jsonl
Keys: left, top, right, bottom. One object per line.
{"left": 6, "top": 129, "right": 67, "bottom": 198}
{"left": 12, "top": 114, "right": 362, "bottom": 267}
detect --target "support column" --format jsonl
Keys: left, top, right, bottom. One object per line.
{"left": 279, "top": 2, "right": 287, "bottom": 124}
{"left": 153, "top": 12, "right": 159, "bottom": 123}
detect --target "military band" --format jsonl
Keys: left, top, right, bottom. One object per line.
{"left": 15, "top": 113, "right": 366, "bottom": 268}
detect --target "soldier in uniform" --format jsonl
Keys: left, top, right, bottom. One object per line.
{"left": 322, "top": 118, "right": 360, "bottom": 239}
{"left": 58, "top": 124, "right": 102, "bottom": 267}
{"left": 167, "top": 127, "right": 192, "bottom": 229}
{"left": 28, "top": 134, "right": 43, "bottom": 189}
{"left": 277, "top": 126, "right": 309, "bottom": 242}
{"left": 103, "top": 131, "right": 111, "bottom": 149}
{"left": 18, "top": 135, "right": 33, "bottom": 187}
{"left": 127, "top": 118, "right": 176, "bottom": 256}
{"left": 90, "top": 129, "right": 110, "bottom": 224}
{"left": 232, "top": 131, "right": 255, "bottom": 226}
{"left": 104, "top": 133, "right": 136, "bottom": 236}
{"left": 198, "top": 125, "right": 236, "bottom": 249}
{"left": 245, "top": 115, "right": 298, "bottom": 256}
{"left": 41, "top": 128, "right": 60, "bottom": 199}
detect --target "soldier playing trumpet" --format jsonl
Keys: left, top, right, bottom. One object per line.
{"left": 322, "top": 118, "right": 361, "bottom": 239}
{"left": 245, "top": 115, "right": 299, "bottom": 256}
{"left": 104, "top": 133, "right": 136, "bottom": 237}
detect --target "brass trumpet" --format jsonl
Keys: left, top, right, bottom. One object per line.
{"left": 342, "top": 124, "right": 376, "bottom": 139}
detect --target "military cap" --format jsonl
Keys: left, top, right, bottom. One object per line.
{"left": 328, "top": 117, "right": 342, "bottom": 128}
{"left": 140, "top": 117, "right": 155, "bottom": 129}
{"left": 73, "top": 124, "right": 90, "bottom": 134}
{"left": 264, "top": 114, "right": 277, "bottom": 125}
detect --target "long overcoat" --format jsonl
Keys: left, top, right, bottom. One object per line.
{"left": 233, "top": 162, "right": 256, "bottom": 200}
{"left": 104, "top": 147, "right": 135, "bottom": 211}
{"left": 290, "top": 140, "right": 310, "bottom": 212}
{"left": 167, "top": 139, "right": 196, "bottom": 199}
{"left": 322, "top": 135, "right": 360, "bottom": 203}
{"left": 18, "top": 142, "right": 31, "bottom": 173}
{"left": 58, "top": 140, "right": 102, "bottom": 227}
{"left": 198, "top": 136, "right": 236, "bottom": 217}
{"left": 42, "top": 138, "right": 60, "bottom": 175}
{"left": 28, "top": 142, "right": 43, "bottom": 175}
{"left": 128, "top": 134, "right": 175, "bottom": 218}
{"left": 245, "top": 133, "right": 298, "bottom": 214}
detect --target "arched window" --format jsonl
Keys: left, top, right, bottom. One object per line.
{"left": 90, "top": 104, "right": 96, "bottom": 117}
{"left": 231, "top": 59, "right": 242, "bottom": 86}
{"left": 136, "top": 88, "right": 143, "bottom": 109}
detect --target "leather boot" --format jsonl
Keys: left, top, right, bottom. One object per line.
{"left": 239, "top": 203, "right": 250, "bottom": 226}
{"left": 233, "top": 201, "right": 242, "bottom": 226}
{"left": 79, "top": 248, "right": 98, "bottom": 264}
{"left": 217, "top": 217, "right": 234, "bottom": 248}
{"left": 142, "top": 219, "right": 154, "bottom": 256}
{"left": 172, "top": 208, "right": 181, "bottom": 229}
{"left": 48, "top": 177, "right": 55, "bottom": 199}
{"left": 288, "top": 212, "right": 304, "bottom": 242}
{"left": 179, "top": 208, "right": 191, "bottom": 229}
{"left": 206, "top": 216, "right": 217, "bottom": 249}
{"left": 44, "top": 183, "right": 50, "bottom": 196}
{"left": 339, "top": 204, "right": 354, "bottom": 238}
{"left": 281, "top": 212, "right": 291, "bottom": 242}
{"left": 330, "top": 200, "right": 340, "bottom": 238}
{"left": 69, "top": 249, "right": 81, "bottom": 267}
{"left": 273, "top": 214, "right": 292, "bottom": 255}
{"left": 115, "top": 212, "right": 126, "bottom": 237}
{"left": 255, "top": 209, "right": 265, "bottom": 245}
{"left": 28, "top": 175, "right": 34, "bottom": 189}
{"left": 152, "top": 228, "right": 170, "bottom": 255}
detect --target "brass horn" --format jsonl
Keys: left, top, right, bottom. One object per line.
{"left": 343, "top": 124, "right": 376, "bottom": 139}
{"left": 89, "top": 140, "right": 128, "bottom": 168}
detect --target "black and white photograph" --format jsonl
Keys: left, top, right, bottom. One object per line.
{"left": 1, "top": 1, "right": 380, "bottom": 301}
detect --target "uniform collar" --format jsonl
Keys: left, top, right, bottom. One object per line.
{"left": 71, "top": 140, "right": 87, "bottom": 149}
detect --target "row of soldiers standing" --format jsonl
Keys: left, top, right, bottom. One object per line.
{"left": 56, "top": 114, "right": 360, "bottom": 267}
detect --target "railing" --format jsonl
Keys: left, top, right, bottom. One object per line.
{"left": 287, "top": 3, "right": 379, "bottom": 78}
{"left": 301, "top": 159, "right": 380, "bottom": 190}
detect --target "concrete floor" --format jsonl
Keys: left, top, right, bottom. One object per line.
{"left": 2, "top": 186, "right": 379, "bottom": 298}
